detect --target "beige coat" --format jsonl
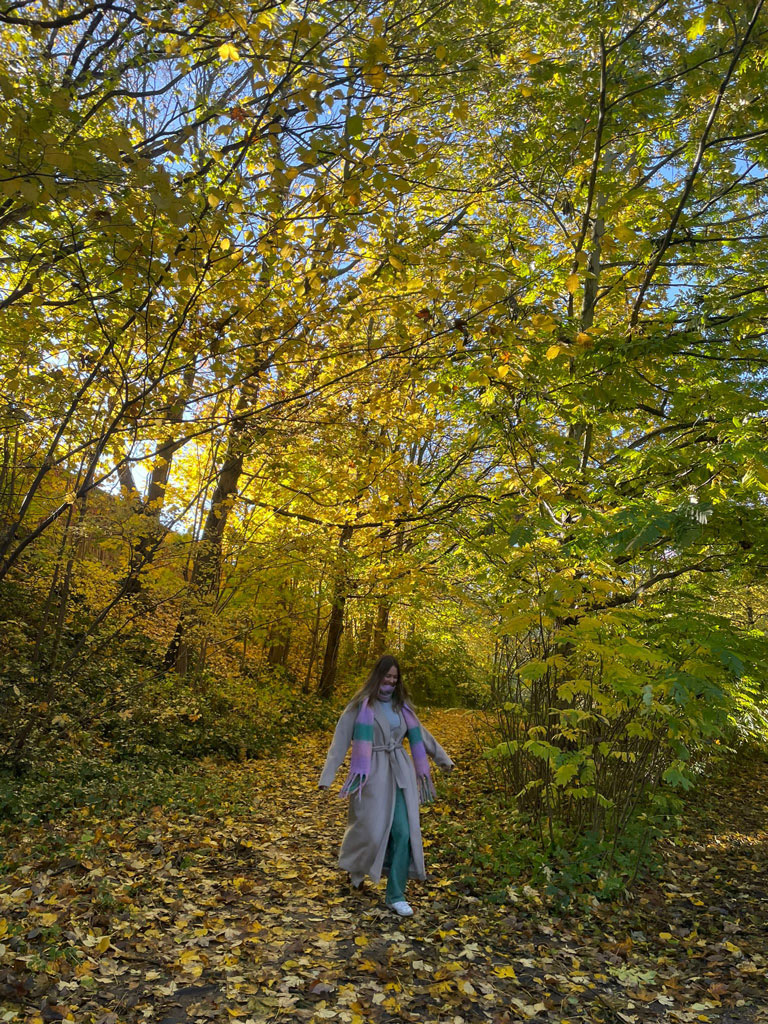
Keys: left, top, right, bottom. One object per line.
{"left": 318, "top": 701, "right": 454, "bottom": 885}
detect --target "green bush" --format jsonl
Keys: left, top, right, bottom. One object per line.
{"left": 472, "top": 585, "right": 768, "bottom": 904}
{"left": 428, "top": 779, "right": 682, "bottom": 909}
{"left": 116, "top": 667, "right": 337, "bottom": 760}
{"left": 0, "top": 753, "right": 263, "bottom": 829}
{"left": 401, "top": 631, "right": 487, "bottom": 708}
{"left": 0, "top": 623, "right": 338, "bottom": 823}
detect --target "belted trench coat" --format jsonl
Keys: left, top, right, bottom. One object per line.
{"left": 318, "top": 700, "right": 454, "bottom": 885}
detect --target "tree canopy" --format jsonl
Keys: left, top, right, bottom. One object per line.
{"left": 2, "top": 0, "right": 768, "bottom": 875}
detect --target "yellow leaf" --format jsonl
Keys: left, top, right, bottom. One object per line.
{"left": 614, "top": 224, "right": 637, "bottom": 243}
{"left": 388, "top": 255, "right": 404, "bottom": 269}
{"left": 545, "top": 345, "right": 564, "bottom": 360}
{"left": 494, "top": 965, "right": 517, "bottom": 978}
{"left": 220, "top": 238, "right": 231, "bottom": 251}
{"left": 354, "top": 935, "right": 369, "bottom": 947}
{"left": 566, "top": 273, "right": 579, "bottom": 294}
{"left": 687, "top": 16, "right": 706, "bottom": 40}
{"left": 436, "top": 44, "right": 447, "bottom": 60}
{"left": 363, "top": 64, "right": 386, "bottom": 87}
{"left": 207, "top": 193, "right": 220, "bottom": 207}
{"left": 218, "top": 43, "right": 240, "bottom": 61}
{"left": 46, "top": 148, "right": 72, "bottom": 171}
{"left": 429, "top": 981, "right": 453, "bottom": 995}
{"left": 659, "top": 932, "right": 673, "bottom": 940}
{"left": 531, "top": 313, "right": 555, "bottom": 330}
{"left": 96, "top": 936, "right": 111, "bottom": 954}
{"left": 576, "top": 332, "right": 592, "bottom": 344}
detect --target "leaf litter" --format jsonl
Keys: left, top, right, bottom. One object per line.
{"left": 1, "top": 710, "right": 767, "bottom": 1023}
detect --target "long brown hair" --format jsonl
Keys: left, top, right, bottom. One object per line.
{"left": 349, "top": 654, "right": 410, "bottom": 709}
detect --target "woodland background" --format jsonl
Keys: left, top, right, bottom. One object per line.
{"left": 2, "top": 0, "right": 768, "bottom": 896}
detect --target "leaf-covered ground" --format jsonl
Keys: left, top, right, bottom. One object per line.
{"left": 2, "top": 710, "right": 768, "bottom": 1024}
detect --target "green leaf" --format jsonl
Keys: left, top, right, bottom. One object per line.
{"left": 553, "top": 762, "right": 579, "bottom": 786}
{"left": 687, "top": 17, "right": 706, "bottom": 41}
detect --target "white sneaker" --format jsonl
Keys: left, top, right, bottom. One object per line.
{"left": 386, "top": 900, "right": 413, "bottom": 917}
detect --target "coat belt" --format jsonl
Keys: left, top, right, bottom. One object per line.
{"left": 372, "top": 741, "right": 404, "bottom": 753}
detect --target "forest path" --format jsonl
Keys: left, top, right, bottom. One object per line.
{"left": 2, "top": 710, "right": 768, "bottom": 1023}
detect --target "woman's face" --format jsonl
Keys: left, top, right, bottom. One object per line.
{"left": 378, "top": 665, "right": 398, "bottom": 698}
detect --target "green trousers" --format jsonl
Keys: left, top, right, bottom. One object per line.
{"left": 384, "top": 787, "right": 411, "bottom": 903}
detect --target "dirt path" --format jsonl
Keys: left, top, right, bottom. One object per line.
{"left": 2, "top": 711, "right": 768, "bottom": 1023}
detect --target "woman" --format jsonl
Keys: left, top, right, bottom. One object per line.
{"left": 317, "top": 654, "right": 455, "bottom": 916}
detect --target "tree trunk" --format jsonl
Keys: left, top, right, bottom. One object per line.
{"left": 355, "top": 607, "right": 375, "bottom": 669}
{"left": 133, "top": 369, "right": 198, "bottom": 583}
{"left": 371, "top": 599, "right": 390, "bottom": 658}
{"left": 370, "top": 525, "right": 403, "bottom": 658}
{"left": 303, "top": 560, "right": 328, "bottom": 693}
{"left": 164, "top": 360, "right": 266, "bottom": 672}
{"left": 267, "top": 583, "right": 296, "bottom": 668}
{"left": 317, "top": 524, "right": 353, "bottom": 699}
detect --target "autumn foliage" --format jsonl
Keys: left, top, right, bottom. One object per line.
{"left": 2, "top": 0, "right": 768, "bottom": 895}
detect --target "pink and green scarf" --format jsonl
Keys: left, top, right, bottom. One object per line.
{"left": 339, "top": 697, "right": 436, "bottom": 804}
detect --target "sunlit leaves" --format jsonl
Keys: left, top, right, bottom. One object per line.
{"left": 218, "top": 42, "right": 240, "bottom": 61}
{"left": 2, "top": 1, "right": 768, "bottom": 937}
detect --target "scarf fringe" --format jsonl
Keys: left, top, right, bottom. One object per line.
{"left": 338, "top": 697, "right": 437, "bottom": 806}
{"left": 418, "top": 774, "right": 436, "bottom": 804}
{"left": 339, "top": 772, "right": 368, "bottom": 800}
